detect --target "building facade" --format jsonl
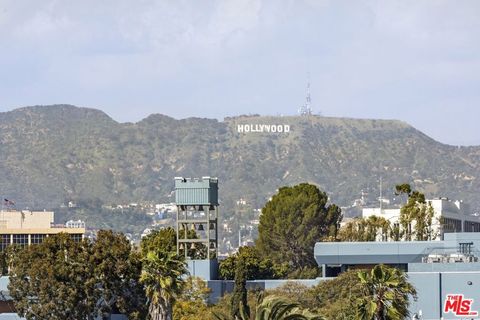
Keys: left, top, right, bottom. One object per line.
{"left": 315, "top": 233, "right": 480, "bottom": 319}
{"left": 0, "top": 210, "right": 85, "bottom": 250}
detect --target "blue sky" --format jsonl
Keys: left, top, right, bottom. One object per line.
{"left": 0, "top": 0, "right": 479, "bottom": 145}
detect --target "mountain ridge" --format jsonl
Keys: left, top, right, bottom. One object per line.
{"left": 0, "top": 105, "right": 478, "bottom": 213}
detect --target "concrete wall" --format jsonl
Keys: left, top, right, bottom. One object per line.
{"left": 408, "top": 272, "right": 480, "bottom": 320}
{"left": 315, "top": 233, "right": 480, "bottom": 267}
{"left": 0, "top": 211, "right": 53, "bottom": 229}
{"left": 314, "top": 241, "right": 437, "bottom": 265}
{"left": 187, "top": 259, "right": 218, "bottom": 281}
{"left": 409, "top": 262, "right": 480, "bottom": 272}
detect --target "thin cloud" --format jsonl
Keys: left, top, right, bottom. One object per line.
{"left": 0, "top": 0, "right": 478, "bottom": 145}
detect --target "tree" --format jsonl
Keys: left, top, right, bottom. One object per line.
{"left": 266, "top": 282, "right": 317, "bottom": 311}
{"left": 140, "top": 250, "right": 187, "bottom": 320}
{"left": 256, "top": 183, "right": 342, "bottom": 278}
{"left": 214, "top": 293, "right": 323, "bottom": 320}
{"left": 395, "top": 184, "right": 435, "bottom": 241}
{"left": 356, "top": 265, "right": 417, "bottom": 320}
{"left": 308, "top": 270, "right": 364, "bottom": 320}
{"left": 394, "top": 184, "right": 412, "bottom": 197}
{"left": 219, "top": 246, "right": 279, "bottom": 280}
{"left": 254, "top": 295, "right": 324, "bottom": 320}
{"left": 141, "top": 227, "right": 206, "bottom": 259}
{"left": 338, "top": 216, "right": 391, "bottom": 242}
{"left": 8, "top": 232, "right": 147, "bottom": 320}
{"left": 173, "top": 277, "right": 212, "bottom": 320}
{"left": 8, "top": 234, "right": 93, "bottom": 319}
{"left": 141, "top": 227, "right": 177, "bottom": 256}
{"left": 230, "top": 257, "right": 250, "bottom": 320}
{"left": 89, "top": 230, "right": 146, "bottom": 319}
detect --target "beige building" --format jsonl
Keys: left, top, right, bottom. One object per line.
{"left": 0, "top": 210, "right": 85, "bottom": 250}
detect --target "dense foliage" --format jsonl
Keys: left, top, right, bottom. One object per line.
{"left": 8, "top": 232, "right": 146, "bottom": 319}
{"left": 256, "top": 183, "right": 342, "bottom": 278}
{"left": 230, "top": 257, "right": 250, "bottom": 320}
{"left": 338, "top": 184, "right": 436, "bottom": 242}
{"left": 357, "top": 265, "right": 417, "bottom": 320}
{"left": 173, "top": 277, "right": 212, "bottom": 320}
{"left": 141, "top": 227, "right": 206, "bottom": 259}
{"left": 140, "top": 250, "right": 187, "bottom": 320}
{"left": 219, "top": 246, "right": 281, "bottom": 280}
{"left": 308, "top": 271, "right": 366, "bottom": 319}
{"left": 338, "top": 216, "right": 391, "bottom": 242}
{"left": 6, "top": 229, "right": 417, "bottom": 320}
{"left": 396, "top": 184, "right": 435, "bottom": 241}
{"left": 141, "top": 227, "right": 177, "bottom": 256}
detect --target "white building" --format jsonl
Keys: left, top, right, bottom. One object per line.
{"left": 362, "top": 198, "right": 480, "bottom": 240}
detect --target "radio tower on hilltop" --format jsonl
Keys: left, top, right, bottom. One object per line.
{"left": 298, "top": 74, "right": 316, "bottom": 116}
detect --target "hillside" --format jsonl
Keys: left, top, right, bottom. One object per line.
{"left": 0, "top": 105, "right": 479, "bottom": 214}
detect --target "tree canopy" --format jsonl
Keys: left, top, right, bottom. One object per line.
{"left": 356, "top": 265, "right": 417, "bottom": 320}
{"left": 396, "top": 184, "right": 435, "bottom": 241}
{"left": 256, "top": 183, "right": 342, "bottom": 278}
{"left": 141, "top": 227, "right": 177, "bottom": 256}
{"left": 338, "top": 216, "right": 391, "bottom": 242}
{"left": 173, "top": 276, "right": 212, "bottom": 320}
{"left": 219, "top": 246, "right": 281, "bottom": 280}
{"left": 8, "top": 231, "right": 145, "bottom": 320}
{"left": 230, "top": 257, "right": 250, "bottom": 320}
{"left": 140, "top": 250, "right": 188, "bottom": 320}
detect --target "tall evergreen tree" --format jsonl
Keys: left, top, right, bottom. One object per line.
{"left": 256, "top": 183, "right": 342, "bottom": 277}
{"left": 230, "top": 257, "right": 250, "bottom": 320}
{"left": 219, "top": 246, "right": 277, "bottom": 280}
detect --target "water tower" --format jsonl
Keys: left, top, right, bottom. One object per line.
{"left": 174, "top": 177, "right": 219, "bottom": 260}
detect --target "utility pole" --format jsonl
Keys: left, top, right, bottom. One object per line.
{"left": 238, "top": 228, "right": 241, "bottom": 248}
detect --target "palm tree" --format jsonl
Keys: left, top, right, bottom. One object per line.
{"left": 140, "top": 250, "right": 187, "bottom": 320}
{"left": 214, "top": 294, "right": 323, "bottom": 320}
{"left": 255, "top": 295, "right": 324, "bottom": 320}
{"left": 356, "top": 265, "right": 417, "bottom": 320}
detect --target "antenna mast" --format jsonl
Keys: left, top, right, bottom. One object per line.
{"left": 299, "top": 74, "right": 314, "bottom": 116}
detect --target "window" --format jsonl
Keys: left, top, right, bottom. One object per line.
{"left": 442, "top": 218, "right": 462, "bottom": 233}
{"left": 12, "top": 234, "right": 28, "bottom": 247}
{"left": 0, "top": 234, "right": 10, "bottom": 251}
{"left": 69, "top": 234, "right": 83, "bottom": 242}
{"left": 464, "top": 221, "right": 480, "bottom": 232}
{"left": 31, "top": 234, "right": 47, "bottom": 244}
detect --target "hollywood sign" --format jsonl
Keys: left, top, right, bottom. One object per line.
{"left": 237, "top": 124, "right": 290, "bottom": 133}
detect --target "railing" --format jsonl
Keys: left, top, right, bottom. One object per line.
{"left": 421, "top": 246, "right": 480, "bottom": 264}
